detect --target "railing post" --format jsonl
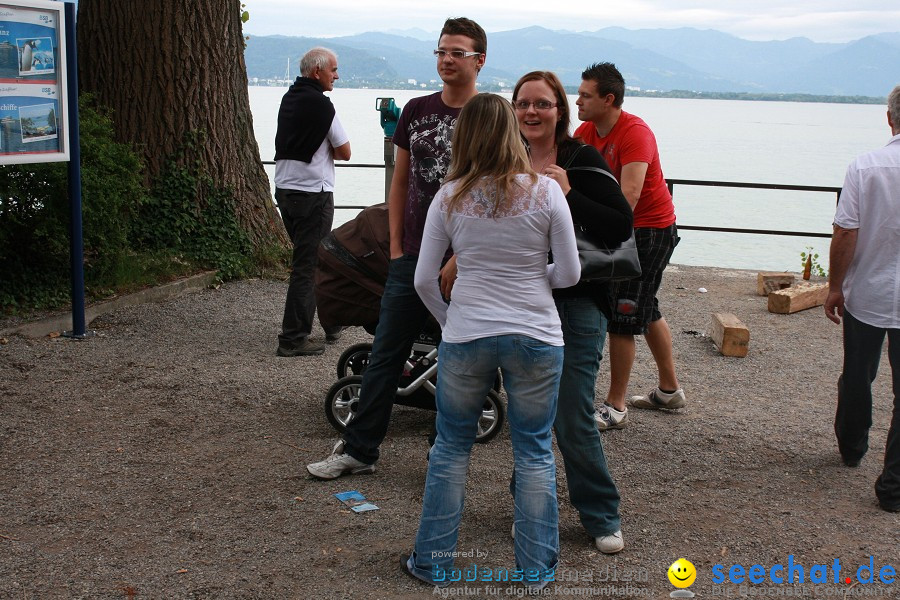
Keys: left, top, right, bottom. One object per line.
{"left": 383, "top": 137, "right": 394, "bottom": 203}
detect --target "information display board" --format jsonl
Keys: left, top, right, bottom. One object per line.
{"left": 0, "top": 0, "right": 68, "bottom": 164}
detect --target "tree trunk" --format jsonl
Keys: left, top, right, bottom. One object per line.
{"left": 76, "top": 0, "right": 287, "bottom": 249}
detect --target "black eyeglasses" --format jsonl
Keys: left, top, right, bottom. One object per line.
{"left": 513, "top": 100, "right": 558, "bottom": 111}
{"left": 433, "top": 49, "right": 482, "bottom": 60}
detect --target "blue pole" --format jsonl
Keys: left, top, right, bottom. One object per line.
{"left": 63, "top": 1, "right": 86, "bottom": 338}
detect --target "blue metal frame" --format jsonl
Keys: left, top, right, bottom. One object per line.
{"left": 62, "top": 0, "right": 91, "bottom": 339}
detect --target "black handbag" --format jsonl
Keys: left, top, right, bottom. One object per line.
{"left": 563, "top": 156, "right": 642, "bottom": 282}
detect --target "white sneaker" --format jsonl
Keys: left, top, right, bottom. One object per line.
{"left": 630, "top": 388, "right": 686, "bottom": 410}
{"left": 595, "top": 530, "right": 624, "bottom": 554}
{"left": 306, "top": 440, "right": 375, "bottom": 480}
{"left": 510, "top": 523, "right": 515, "bottom": 539}
{"left": 595, "top": 403, "right": 629, "bottom": 430}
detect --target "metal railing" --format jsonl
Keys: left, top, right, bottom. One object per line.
{"left": 667, "top": 178, "right": 840, "bottom": 239}
{"left": 262, "top": 161, "right": 841, "bottom": 239}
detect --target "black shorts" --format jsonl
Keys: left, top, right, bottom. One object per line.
{"left": 606, "top": 225, "right": 679, "bottom": 336}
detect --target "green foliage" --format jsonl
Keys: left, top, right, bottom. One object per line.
{"left": 0, "top": 95, "right": 146, "bottom": 310}
{"left": 134, "top": 130, "right": 252, "bottom": 280}
{"left": 240, "top": 3, "right": 250, "bottom": 46}
{"left": 252, "top": 239, "right": 291, "bottom": 277}
{"left": 1, "top": 98, "right": 267, "bottom": 313}
{"left": 800, "top": 246, "right": 828, "bottom": 278}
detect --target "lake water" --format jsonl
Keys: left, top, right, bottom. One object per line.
{"left": 248, "top": 86, "right": 889, "bottom": 272}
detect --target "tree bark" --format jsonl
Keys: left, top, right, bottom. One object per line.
{"left": 76, "top": 0, "right": 287, "bottom": 249}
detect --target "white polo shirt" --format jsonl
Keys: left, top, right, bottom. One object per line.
{"left": 274, "top": 114, "right": 349, "bottom": 193}
{"left": 833, "top": 133, "right": 900, "bottom": 328}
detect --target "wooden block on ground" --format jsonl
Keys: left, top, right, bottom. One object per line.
{"left": 767, "top": 283, "right": 828, "bottom": 314}
{"left": 709, "top": 313, "right": 749, "bottom": 357}
{"left": 757, "top": 272, "right": 796, "bottom": 296}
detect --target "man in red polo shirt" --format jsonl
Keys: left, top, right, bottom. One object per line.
{"left": 574, "top": 62, "right": 685, "bottom": 430}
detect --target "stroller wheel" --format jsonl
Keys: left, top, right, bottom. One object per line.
{"left": 336, "top": 343, "right": 374, "bottom": 378}
{"left": 325, "top": 375, "right": 364, "bottom": 433}
{"left": 474, "top": 389, "right": 505, "bottom": 444}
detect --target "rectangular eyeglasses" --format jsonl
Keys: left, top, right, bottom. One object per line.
{"left": 433, "top": 49, "right": 482, "bottom": 59}
{"left": 513, "top": 100, "right": 558, "bottom": 111}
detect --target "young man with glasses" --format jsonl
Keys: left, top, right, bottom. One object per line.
{"left": 307, "top": 17, "right": 486, "bottom": 480}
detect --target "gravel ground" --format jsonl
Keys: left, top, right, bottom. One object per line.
{"left": 0, "top": 265, "right": 897, "bottom": 599}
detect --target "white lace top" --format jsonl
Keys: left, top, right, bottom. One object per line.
{"left": 413, "top": 174, "right": 580, "bottom": 345}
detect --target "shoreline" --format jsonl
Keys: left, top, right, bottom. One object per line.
{"left": 249, "top": 83, "right": 887, "bottom": 105}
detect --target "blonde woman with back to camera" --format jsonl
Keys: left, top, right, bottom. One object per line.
{"left": 401, "top": 93, "right": 580, "bottom": 589}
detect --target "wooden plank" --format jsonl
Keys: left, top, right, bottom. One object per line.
{"left": 757, "top": 272, "right": 795, "bottom": 296}
{"left": 767, "top": 283, "right": 828, "bottom": 314}
{"left": 709, "top": 313, "right": 749, "bottom": 357}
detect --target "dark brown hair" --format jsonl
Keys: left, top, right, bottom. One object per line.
{"left": 582, "top": 62, "right": 625, "bottom": 108}
{"left": 440, "top": 17, "right": 487, "bottom": 54}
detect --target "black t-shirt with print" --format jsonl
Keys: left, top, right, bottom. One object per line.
{"left": 392, "top": 92, "right": 462, "bottom": 256}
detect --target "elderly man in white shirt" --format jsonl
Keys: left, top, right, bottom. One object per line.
{"left": 825, "top": 83, "right": 900, "bottom": 513}
{"left": 273, "top": 47, "right": 350, "bottom": 357}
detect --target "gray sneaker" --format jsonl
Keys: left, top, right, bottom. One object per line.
{"left": 595, "top": 403, "right": 629, "bottom": 430}
{"left": 306, "top": 440, "right": 375, "bottom": 480}
{"left": 595, "top": 530, "right": 624, "bottom": 554}
{"left": 276, "top": 338, "right": 325, "bottom": 357}
{"left": 630, "top": 388, "right": 686, "bottom": 410}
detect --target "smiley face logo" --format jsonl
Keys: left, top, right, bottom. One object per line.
{"left": 667, "top": 558, "right": 697, "bottom": 588}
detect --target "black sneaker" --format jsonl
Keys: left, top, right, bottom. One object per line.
{"left": 276, "top": 339, "right": 325, "bottom": 356}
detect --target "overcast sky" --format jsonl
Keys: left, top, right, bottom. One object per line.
{"left": 242, "top": 1, "right": 899, "bottom": 43}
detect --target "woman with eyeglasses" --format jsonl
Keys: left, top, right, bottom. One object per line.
{"left": 403, "top": 93, "right": 580, "bottom": 589}
{"left": 511, "top": 71, "right": 633, "bottom": 554}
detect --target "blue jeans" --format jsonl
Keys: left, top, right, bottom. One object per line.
{"left": 510, "top": 297, "right": 621, "bottom": 536}
{"left": 408, "top": 335, "right": 563, "bottom": 588}
{"left": 343, "top": 254, "right": 432, "bottom": 464}
{"left": 836, "top": 310, "right": 900, "bottom": 508}
{"left": 553, "top": 297, "right": 622, "bottom": 535}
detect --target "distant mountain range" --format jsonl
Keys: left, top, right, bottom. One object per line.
{"left": 244, "top": 26, "right": 900, "bottom": 97}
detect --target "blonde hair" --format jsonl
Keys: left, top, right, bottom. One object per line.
{"left": 444, "top": 94, "right": 536, "bottom": 216}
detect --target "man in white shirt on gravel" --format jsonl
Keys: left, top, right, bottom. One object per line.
{"left": 273, "top": 47, "right": 350, "bottom": 357}
{"left": 825, "top": 83, "right": 900, "bottom": 513}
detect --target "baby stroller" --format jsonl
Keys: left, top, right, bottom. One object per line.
{"left": 315, "top": 203, "right": 505, "bottom": 443}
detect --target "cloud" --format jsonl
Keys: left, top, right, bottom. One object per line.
{"left": 241, "top": 0, "right": 900, "bottom": 43}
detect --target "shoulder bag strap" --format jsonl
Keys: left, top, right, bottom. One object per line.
{"left": 560, "top": 144, "right": 586, "bottom": 170}
{"left": 566, "top": 164, "right": 619, "bottom": 185}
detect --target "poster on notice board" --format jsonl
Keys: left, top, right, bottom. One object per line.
{"left": 0, "top": 0, "right": 68, "bottom": 164}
